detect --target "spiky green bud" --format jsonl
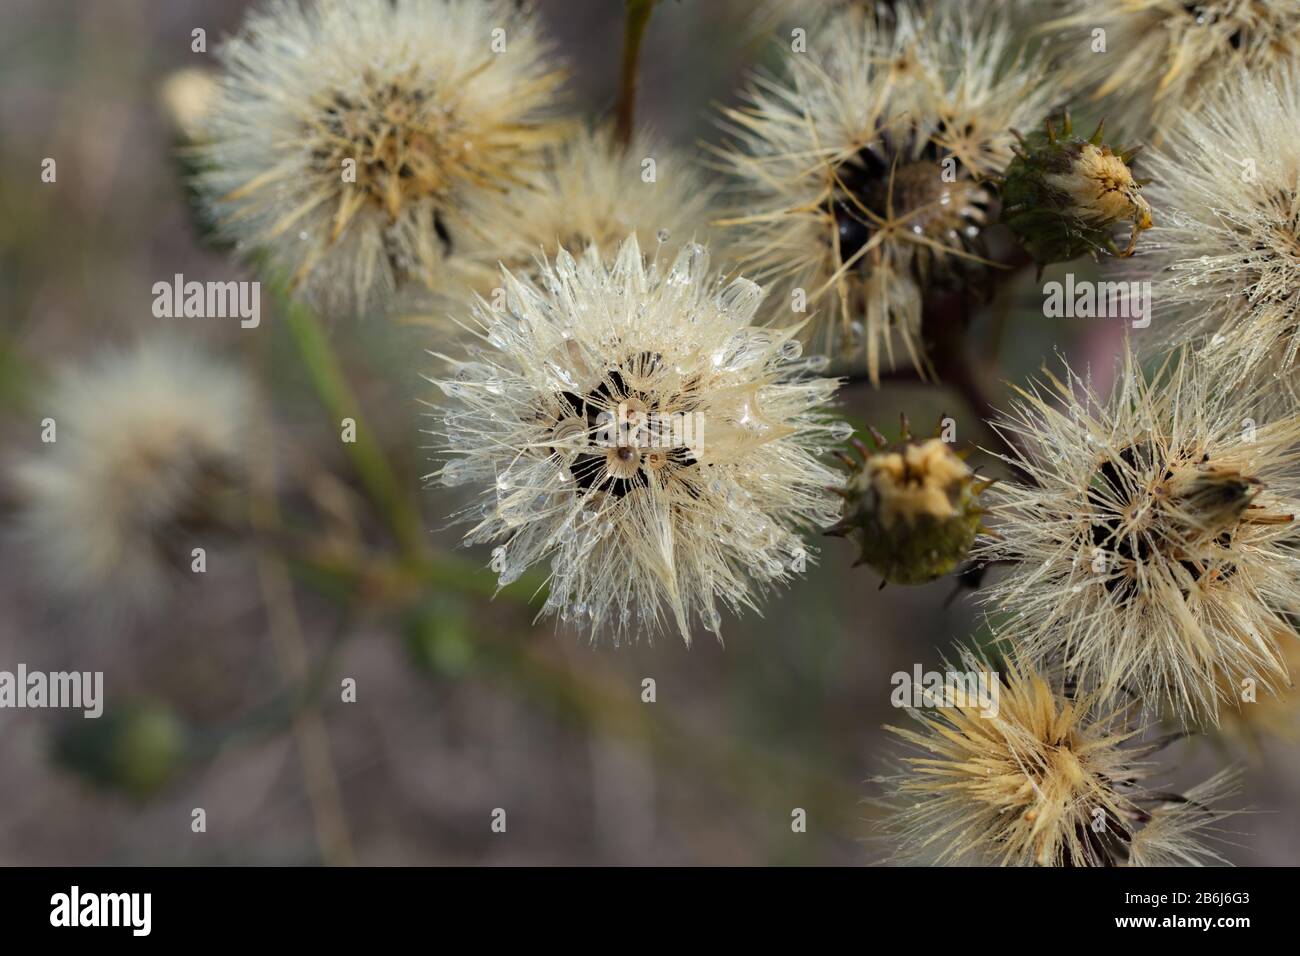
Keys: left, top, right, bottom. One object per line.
{"left": 829, "top": 421, "right": 986, "bottom": 585}
{"left": 999, "top": 112, "right": 1152, "bottom": 267}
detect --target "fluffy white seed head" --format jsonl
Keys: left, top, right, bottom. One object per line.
{"left": 713, "top": 1, "right": 1058, "bottom": 382}
{"left": 196, "top": 0, "right": 567, "bottom": 317}
{"left": 10, "top": 343, "right": 251, "bottom": 616}
{"left": 1046, "top": 0, "right": 1300, "bottom": 142}
{"left": 879, "top": 649, "right": 1236, "bottom": 866}
{"left": 426, "top": 235, "right": 844, "bottom": 645}
{"left": 1124, "top": 770, "right": 1240, "bottom": 866}
{"left": 976, "top": 346, "right": 1300, "bottom": 724}
{"left": 1144, "top": 63, "right": 1300, "bottom": 378}
{"left": 459, "top": 126, "right": 721, "bottom": 288}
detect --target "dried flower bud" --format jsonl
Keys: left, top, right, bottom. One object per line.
{"left": 1000, "top": 112, "right": 1152, "bottom": 267}
{"left": 829, "top": 420, "right": 985, "bottom": 585}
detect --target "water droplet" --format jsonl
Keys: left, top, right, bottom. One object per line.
{"left": 716, "top": 276, "right": 764, "bottom": 322}
{"left": 829, "top": 420, "right": 855, "bottom": 442}
{"left": 711, "top": 329, "right": 774, "bottom": 371}
{"left": 440, "top": 459, "right": 469, "bottom": 487}
{"left": 554, "top": 248, "right": 577, "bottom": 280}
{"left": 546, "top": 361, "right": 577, "bottom": 389}
{"left": 668, "top": 242, "right": 708, "bottom": 286}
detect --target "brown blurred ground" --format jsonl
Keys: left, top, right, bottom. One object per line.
{"left": 0, "top": 0, "right": 1296, "bottom": 865}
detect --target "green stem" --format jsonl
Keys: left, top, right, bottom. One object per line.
{"left": 614, "top": 0, "right": 657, "bottom": 150}
{"left": 280, "top": 293, "right": 426, "bottom": 559}
{"left": 287, "top": 546, "right": 548, "bottom": 608}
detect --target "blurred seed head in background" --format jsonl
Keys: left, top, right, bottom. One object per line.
{"left": 195, "top": 0, "right": 569, "bottom": 318}
{"left": 1044, "top": 0, "right": 1300, "bottom": 144}
{"left": 10, "top": 341, "right": 252, "bottom": 618}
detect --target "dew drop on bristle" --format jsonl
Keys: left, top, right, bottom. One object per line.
{"left": 830, "top": 420, "right": 855, "bottom": 442}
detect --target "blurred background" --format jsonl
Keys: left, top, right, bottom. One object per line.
{"left": 0, "top": 0, "right": 1296, "bottom": 865}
